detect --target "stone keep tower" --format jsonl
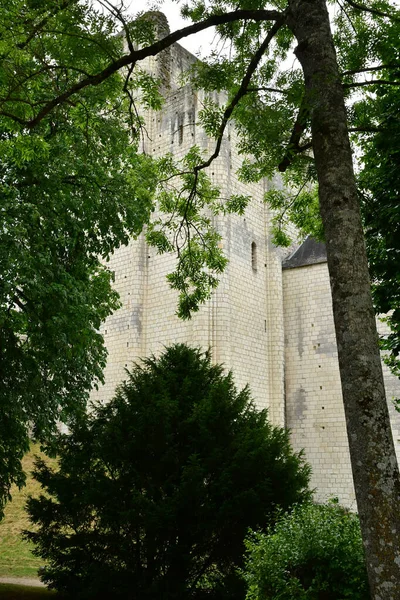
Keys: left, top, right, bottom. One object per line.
{"left": 92, "top": 14, "right": 400, "bottom": 508}
{"left": 93, "top": 15, "right": 288, "bottom": 425}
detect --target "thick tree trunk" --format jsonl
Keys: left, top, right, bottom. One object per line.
{"left": 287, "top": 1, "right": 400, "bottom": 598}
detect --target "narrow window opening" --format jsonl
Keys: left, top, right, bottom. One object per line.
{"left": 251, "top": 242, "right": 257, "bottom": 271}
{"left": 179, "top": 123, "right": 184, "bottom": 145}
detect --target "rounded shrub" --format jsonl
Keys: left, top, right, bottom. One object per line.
{"left": 25, "top": 344, "right": 310, "bottom": 600}
{"left": 242, "top": 501, "right": 369, "bottom": 600}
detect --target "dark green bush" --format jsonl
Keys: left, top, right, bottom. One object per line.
{"left": 242, "top": 501, "right": 369, "bottom": 600}
{"left": 25, "top": 344, "right": 310, "bottom": 600}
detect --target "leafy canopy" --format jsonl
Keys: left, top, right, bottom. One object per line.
{"left": 0, "top": 0, "right": 159, "bottom": 513}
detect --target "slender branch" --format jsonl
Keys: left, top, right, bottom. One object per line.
{"left": 337, "top": 0, "right": 358, "bottom": 35}
{"left": 0, "top": 111, "right": 27, "bottom": 125}
{"left": 33, "top": 27, "right": 119, "bottom": 60}
{"left": 246, "top": 86, "right": 286, "bottom": 94}
{"left": 298, "top": 141, "right": 312, "bottom": 152}
{"left": 349, "top": 126, "right": 384, "bottom": 133}
{"left": 341, "top": 63, "right": 400, "bottom": 76}
{"left": 123, "top": 64, "right": 138, "bottom": 138}
{"left": 275, "top": 180, "right": 309, "bottom": 228}
{"left": 343, "top": 0, "right": 400, "bottom": 21}
{"left": 168, "top": 18, "right": 285, "bottom": 288}
{"left": 278, "top": 94, "right": 310, "bottom": 172}
{"left": 98, "top": 0, "right": 135, "bottom": 54}
{"left": 159, "top": 171, "right": 193, "bottom": 184}
{"left": 194, "top": 18, "right": 285, "bottom": 174}
{"left": 16, "top": 0, "right": 78, "bottom": 50}
{"left": 0, "top": 97, "right": 43, "bottom": 107}
{"left": 14, "top": 9, "right": 284, "bottom": 129}
{"left": 343, "top": 79, "right": 400, "bottom": 88}
{"left": 13, "top": 296, "right": 26, "bottom": 312}
{"left": 0, "top": 66, "right": 93, "bottom": 116}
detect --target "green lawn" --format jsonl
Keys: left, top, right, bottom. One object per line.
{"left": 0, "top": 447, "right": 54, "bottom": 578}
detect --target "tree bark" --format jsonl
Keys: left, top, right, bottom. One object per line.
{"left": 286, "top": 1, "right": 400, "bottom": 598}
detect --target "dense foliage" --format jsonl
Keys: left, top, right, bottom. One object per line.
{"left": 358, "top": 87, "right": 400, "bottom": 383}
{"left": 25, "top": 344, "right": 311, "bottom": 600}
{"left": 242, "top": 501, "right": 370, "bottom": 600}
{"left": 0, "top": 0, "right": 158, "bottom": 512}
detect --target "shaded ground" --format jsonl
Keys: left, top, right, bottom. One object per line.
{"left": 0, "top": 582, "right": 57, "bottom": 599}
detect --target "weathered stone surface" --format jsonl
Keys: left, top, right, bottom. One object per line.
{"left": 92, "top": 27, "right": 400, "bottom": 515}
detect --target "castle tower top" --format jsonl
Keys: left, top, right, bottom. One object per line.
{"left": 141, "top": 11, "right": 170, "bottom": 40}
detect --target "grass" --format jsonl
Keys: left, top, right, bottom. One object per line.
{"left": 0, "top": 446, "right": 55, "bottom": 579}
{"left": 0, "top": 584, "right": 58, "bottom": 600}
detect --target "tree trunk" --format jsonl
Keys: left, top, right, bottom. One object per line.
{"left": 286, "top": 1, "right": 400, "bottom": 598}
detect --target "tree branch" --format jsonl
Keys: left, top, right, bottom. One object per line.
{"left": 97, "top": 0, "right": 135, "bottom": 55}
{"left": 278, "top": 94, "right": 310, "bottom": 172}
{"left": 16, "top": 0, "right": 78, "bottom": 50}
{"left": 343, "top": 79, "right": 400, "bottom": 88}
{"left": 194, "top": 18, "right": 285, "bottom": 174}
{"left": 343, "top": 0, "right": 400, "bottom": 21}
{"left": 14, "top": 9, "right": 284, "bottom": 129}
{"left": 337, "top": 0, "right": 358, "bottom": 35}
{"left": 246, "top": 86, "right": 286, "bottom": 94}
{"left": 349, "top": 126, "right": 384, "bottom": 133}
{"left": 167, "top": 18, "right": 285, "bottom": 275}
{"left": 0, "top": 65, "right": 93, "bottom": 107}
{"left": 0, "top": 111, "right": 28, "bottom": 126}
{"left": 341, "top": 63, "right": 400, "bottom": 76}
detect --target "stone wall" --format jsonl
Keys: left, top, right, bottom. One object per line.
{"left": 92, "top": 24, "right": 400, "bottom": 508}
{"left": 283, "top": 259, "right": 400, "bottom": 506}
{"left": 92, "top": 37, "right": 287, "bottom": 423}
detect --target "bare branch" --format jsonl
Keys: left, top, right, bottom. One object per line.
{"left": 13, "top": 296, "right": 26, "bottom": 312}
{"left": 298, "top": 141, "right": 312, "bottom": 152}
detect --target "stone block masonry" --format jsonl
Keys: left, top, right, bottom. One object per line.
{"left": 92, "top": 31, "right": 287, "bottom": 420}
{"left": 283, "top": 258, "right": 400, "bottom": 505}
{"left": 92, "top": 17, "right": 400, "bottom": 507}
